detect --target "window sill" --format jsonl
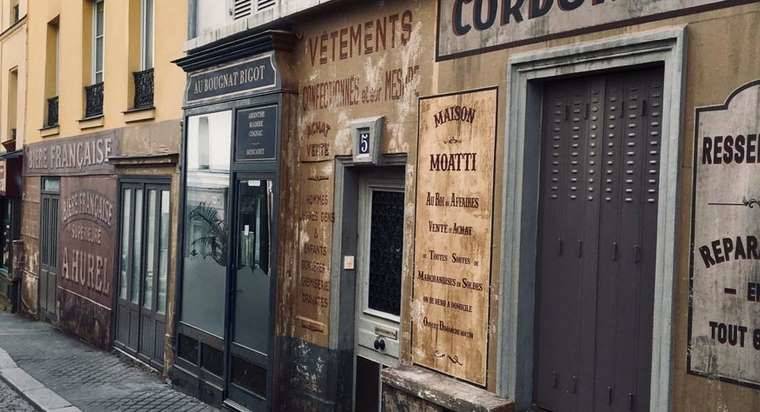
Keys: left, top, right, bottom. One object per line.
{"left": 78, "top": 115, "right": 104, "bottom": 130}
{"left": 39, "top": 125, "right": 60, "bottom": 137}
{"left": 123, "top": 106, "right": 155, "bottom": 123}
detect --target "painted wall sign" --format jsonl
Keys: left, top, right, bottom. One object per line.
{"left": 236, "top": 105, "right": 277, "bottom": 161}
{"left": 186, "top": 54, "right": 277, "bottom": 103}
{"left": 436, "top": 0, "right": 740, "bottom": 60}
{"left": 689, "top": 81, "right": 760, "bottom": 387}
{"left": 412, "top": 88, "right": 497, "bottom": 385}
{"left": 295, "top": 161, "right": 335, "bottom": 347}
{"left": 24, "top": 131, "right": 119, "bottom": 176}
{"left": 59, "top": 176, "right": 117, "bottom": 308}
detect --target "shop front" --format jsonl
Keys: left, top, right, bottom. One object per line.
{"left": 171, "top": 33, "right": 296, "bottom": 410}
{"left": 0, "top": 151, "right": 23, "bottom": 313}
{"left": 172, "top": 0, "right": 760, "bottom": 410}
{"left": 21, "top": 122, "right": 181, "bottom": 361}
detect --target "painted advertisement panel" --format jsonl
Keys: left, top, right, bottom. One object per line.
{"left": 412, "top": 88, "right": 497, "bottom": 385}
{"left": 436, "top": 0, "right": 742, "bottom": 59}
{"left": 689, "top": 81, "right": 760, "bottom": 387}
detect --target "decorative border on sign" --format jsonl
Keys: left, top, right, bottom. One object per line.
{"left": 410, "top": 85, "right": 499, "bottom": 388}
{"left": 686, "top": 79, "right": 760, "bottom": 390}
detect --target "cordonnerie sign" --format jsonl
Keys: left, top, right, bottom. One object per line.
{"left": 436, "top": 0, "right": 737, "bottom": 59}
{"left": 689, "top": 81, "right": 760, "bottom": 388}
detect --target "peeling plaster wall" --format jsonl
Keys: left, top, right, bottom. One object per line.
{"left": 270, "top": 0, "right": 760, "bottom": 410}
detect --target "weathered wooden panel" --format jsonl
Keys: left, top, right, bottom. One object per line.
{"left": 411, "top": 88, "right": 497, "bottom": 385}
{"left": 294, "top": 161, "right": 335, "bottom": 347}
{"left": 436, "top": 0, "right": 743, "bottom": 59}
{"left": 689, "top": 81, "right": 760, "bottom": 387}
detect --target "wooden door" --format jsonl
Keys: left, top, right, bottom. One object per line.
{"left": 115, "top": 181, "right": 170, "bottom": 367}
{"left": 534, "top": 67, "right": 663, "bottom": 412}
{"left": 39, "top": 178, "right": 60, "bottom": 322}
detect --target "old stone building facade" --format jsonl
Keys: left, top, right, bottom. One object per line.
{"left": 170, "top": 0, "right": 760, "bottom": 411}
{"left": 21, "top": 0, "right": 187, "bottom": 373}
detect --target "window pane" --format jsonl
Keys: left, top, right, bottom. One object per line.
{"left": 143, "top": 190, "right": 157, "bottom": 310}
{"left": 119, "top": 189, "right": 132, "bottom": 301}
{"left": 368, "top": 190, "right": 404, "bottom": 316}
{"left": 95, "top": 38, "right": 103, "bottom": 73}
{"left": 96, "top": 1, "right": 104, "bottom": 36}
{"left": 157, "top": 190, "right": 170, "bottom": 314}
{"left": 0, "top": 201, "right": 11, "bottom": 270}
{"left": 131, "top": 189, "right": 143, "bottom": 304}
{"left": 143, "top": 0, "right": 154, "bottom": 69}
{"left": 181, "top": 111, "right": 232, "bottom": 337}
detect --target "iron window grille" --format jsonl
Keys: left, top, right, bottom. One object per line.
{"left": 84, "top": 82, "right": 104, "bottom": 118}
{"left": 133, "top": 68, "right": 154, "bottom": 109}
{"left": 46, "top": 96, "right": 59, "bottom": 127}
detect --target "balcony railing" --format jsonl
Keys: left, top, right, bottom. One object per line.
{"left": 133, "top": 68, "right": 154, "bottom": 109}
{"left": 84, "top": 82, "right": 104, "bottom": 118}
{"left": 46, "top": 96, "right": 59, "bottom": 127}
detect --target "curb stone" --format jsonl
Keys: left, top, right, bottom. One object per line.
{"left": 0, "top": 347, "right": 81, "bottom": 412}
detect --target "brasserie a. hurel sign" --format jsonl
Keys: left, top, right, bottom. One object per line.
{"left": 437, "top": 0, "right": 739, "bottom": 59}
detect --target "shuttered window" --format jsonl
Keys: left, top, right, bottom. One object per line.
{"left": 232, "top": 0, "right": 276, "bottom": 20}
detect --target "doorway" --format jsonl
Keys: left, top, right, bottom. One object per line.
{"left": 39, "top": 177, "right": 60, "bottom": 322}
{"left": 532, "top": 67, "right": 663, "bottom": 412}
{"left": 225, "top": 175, "right": 274, "bottom": 411}
{"left": 115, "top": 179, "right": 171, "bottom": 368}
{"left": 353, "top": 169, "right": 404, "bottom": 411}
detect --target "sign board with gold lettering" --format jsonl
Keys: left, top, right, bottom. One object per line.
{"left": 295, "top": 161, "right": 335, "bottom": 347}
{"left": 412, "top": 88, "right": 497, "bottom": 385}
{"left": 689, "top": 81, "right": 760, "bottom": 387}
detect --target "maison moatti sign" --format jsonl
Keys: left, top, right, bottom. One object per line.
{"left": 436, "top": 0, "right": 739, "bottom": 59}
{"left": 186, "top": 54, "right": 277, "bottom": 103}
{"left": 689, "top": 81, "right": 760, "bottom": 388}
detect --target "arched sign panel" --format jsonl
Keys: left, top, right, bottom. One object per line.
{"left": 689, "top": 81, "right": 760, "bottom": 388}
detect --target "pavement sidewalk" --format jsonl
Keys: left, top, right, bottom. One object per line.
{"left": 0, "top": 312, "right": 217, "bottom": 412}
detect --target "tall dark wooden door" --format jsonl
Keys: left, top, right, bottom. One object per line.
{"left": 115, "top": 181, "right": 171, "bottom": 368}
{"left": 39, "top": 178, "right": 61, "bottom": 322}
{"left": 534, "top": 67, "right": 663, "bottom": 412}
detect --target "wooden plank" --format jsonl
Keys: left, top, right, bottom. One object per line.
{"left": 412, "top": 88, "right": 497, "bottom": 385}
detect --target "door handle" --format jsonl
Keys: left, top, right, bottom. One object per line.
{"left": 373, "top": 337, "right": 386, "bottom": 352}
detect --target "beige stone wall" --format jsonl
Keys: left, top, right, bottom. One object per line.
{"left": 0, "top": 0, "right": 26, "bottom": 147}
{"left": 284, "top": 0, "right": 760, "bottom": 408}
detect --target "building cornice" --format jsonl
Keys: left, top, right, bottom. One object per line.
{"left": 173, "top": 29, "right": 295, "bottom": 73}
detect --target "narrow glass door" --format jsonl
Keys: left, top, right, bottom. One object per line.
{"left": 116, "top": 181, "right": 170, "bottom": 367}
{"left": 226, "top": 177, "right": 273, "bottom": 411}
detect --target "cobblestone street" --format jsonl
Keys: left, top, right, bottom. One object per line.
{"left": 0, "top": 377, "right": 35, "bottom": 412}
{"left": 0, "top": 312, "right": 217, "bottom": 412}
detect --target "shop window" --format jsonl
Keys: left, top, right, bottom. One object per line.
{"left": 181, "top": 111, "right": 232, "bottom": 338}
{"left": 0, "top": 201, "right": 13, "bottom": 272}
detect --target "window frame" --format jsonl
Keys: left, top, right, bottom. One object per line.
{"left": 140, "top": 0, "right": 154, "bottom": 70}
{"left": 91, "top": 0, "right": 105, "bottom": 84}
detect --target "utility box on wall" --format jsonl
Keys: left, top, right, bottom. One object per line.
{"left": 351, "top": 116, "right": 384, "bottom": 165}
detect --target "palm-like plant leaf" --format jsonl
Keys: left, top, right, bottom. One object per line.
{"left": 188, "top": 202, "right": 228, "bottom": 266}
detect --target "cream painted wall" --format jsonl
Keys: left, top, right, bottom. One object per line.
{"left": 25, "top": 0, "right": 187, "bottom": 144}
{"left": 0, "top": 0, "right": 26, "bottom": 147}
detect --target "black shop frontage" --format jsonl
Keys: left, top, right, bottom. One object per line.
{"left": 171, "top": 31, "right": 296, "bottom": 411}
